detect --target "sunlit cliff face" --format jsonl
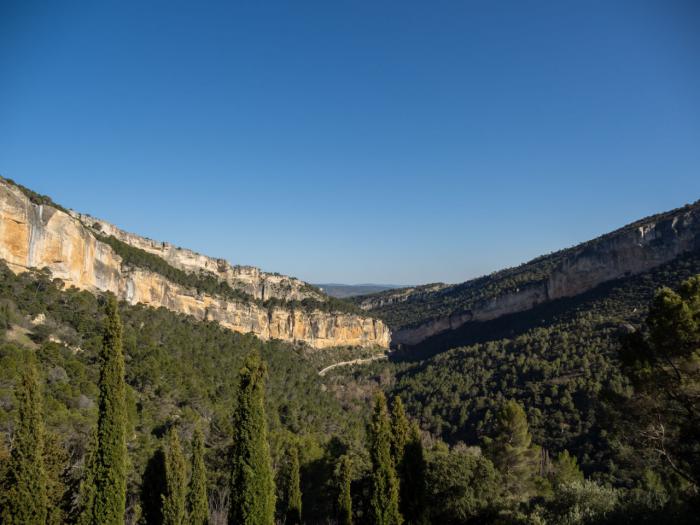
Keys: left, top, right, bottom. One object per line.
{"left": 0, "top": 180, "right": 390, "bottom": 350}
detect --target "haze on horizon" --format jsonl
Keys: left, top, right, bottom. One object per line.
{"left": 1, "top": 1, "right": 699, "bottom": 285}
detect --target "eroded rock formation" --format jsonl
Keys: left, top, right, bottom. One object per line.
{"left": 0, "top": 180, "right": 390, "bottom": 349}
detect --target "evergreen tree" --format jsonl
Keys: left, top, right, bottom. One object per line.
{"left": 337, "top": 455, "right": 353, "bottom": 525}
{"left": 368, "top": 392, "right": 403, "bottom": 525}
{"left": 80, "top": 295, "right": 128, "bottom": 524}
{"left": 140, "top": 448, "right": 167, "bottom": 525}
{"left": 484, "top": 399, "right": 538, "bottom": 500}
{"left": 551, "top": 450, "right": 584, "bottom": 486}
{"left": 188, "top": 426, "right": 209, "bottom": 525}
{"left": 620, "top": 276, "right": 700, "bottom": 488}
{"left": 163, "top": 428, "right": 187, "bottom": 525}
{"left": 282, "top": 443, "right": 302, "bottom": 525}
{"left": 44, "top": 431, "right": 69, "bottom": 525}
{"left": 390, "top": 396, "right": 410, "bottom": 467}
{"left": 228, "top": 352, "right": 276, "bottom": 525}
{"left": 1, "top": 360, "right": 48, "bottom": 524}
{"left": 399, "top": 422, "right": 427, "bottom": 525}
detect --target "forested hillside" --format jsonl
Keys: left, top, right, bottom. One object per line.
{"left": 1, "top": 257, "right": 700, "bottom": 522}
{"left": 331, "top": 251, "right": 700, "bottom": 477}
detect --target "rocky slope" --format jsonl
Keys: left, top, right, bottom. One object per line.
{"left": 366, "top": 200, "right": 700, "bottom": 346}
{"left": 0, "top": 179, "right": 390, "bottom": 349}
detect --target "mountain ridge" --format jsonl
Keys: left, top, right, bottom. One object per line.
{"left": 356, "top": 198, "right": 700, "bottom": 347}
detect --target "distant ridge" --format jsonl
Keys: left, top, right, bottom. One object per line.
{"left": 315, "top": 283, "right": 405, "bottom": 298}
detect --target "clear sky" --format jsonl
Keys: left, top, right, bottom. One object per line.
{"left": 1, "top": 1, "right": 699, "bottom": 285}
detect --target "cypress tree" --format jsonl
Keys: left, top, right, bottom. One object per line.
{"left": 337, "top": 455, "right": 353, "bottom": 525}
{"left": 390, "top": 397, "right": 410, "bottom": 467}
{"left": 188, "top": 427, "right": 209, "bottom": 525}
{"left": 81, "top": 294, "right": 127, "bottom": 524}
{"left": 163, "top": 428, "right": 187, "bottom": 525}
{"left": 228, "top": 352, "right": 276, "bottom": 525}
{"left": 368, "top": 392, "right": 403, "bottom": 525}
{"left": 1, "top": 360, "right": 48, "bottom": 524}
{"left": 283, "top": 443, "right": 302, "bottom": 525}
{"left": 140, "top": 448, "right": 167, "bottom": 525}
{"left": 399, "top": 422, "right": 427, "bottom": 525}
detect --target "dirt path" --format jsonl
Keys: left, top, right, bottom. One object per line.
{"left": 318, "top": 353, "right": 388, "bottom": 376}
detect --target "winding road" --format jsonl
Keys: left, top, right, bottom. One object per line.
{"left": 318, "top": 353, "right": 388, "bottom": 376}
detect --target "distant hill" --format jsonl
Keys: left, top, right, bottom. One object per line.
{"left": 315, "top": 283, "right": 405, "bottom": 298}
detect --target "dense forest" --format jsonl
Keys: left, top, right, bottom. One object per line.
{"left": 0, "top": 249, "right": 699, "bottom": 522}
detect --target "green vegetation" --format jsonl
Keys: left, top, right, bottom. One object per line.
{"left": 280, "top": 442, "right": 303, "bottom": 525}
{"left": 187, "top": 426, "right": 208, "bottom": 525}
{"left": 398, "top": 421, "right": 427, "bottom": 524}
{"left": 350, "top": 252, "right": 700, "bottom": 480}
{"left": 0, "top": 360, "right": 48, "bottom": 524}
{"left": 162, "top": 428, "right": 187, "bottom": 525}
{"left": 337, "top": 455, "right": 353, "bottom": 525}
{"left": 0, "top": 246, "right": 699, "bottom": 522}
{"left": 368, "top": 393, "right": 403, "bottom": 525}
{"left": 81, "top": 295, "right": 127, "bottom": 524}
{"left": 483, "top": 400, "right": 540, "bottom": 501}
{"left": 229, "top": 352, "right": 276, "bottom": 525}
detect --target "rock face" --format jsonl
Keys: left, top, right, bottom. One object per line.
{"left": 0, "top": 180, "right": 390, "bottom": 349}
{"left": 393, "top": 202, "right": 700, "bottom": 346}
{"left": 71, "top": 211, "right": 325, "bottom": 302}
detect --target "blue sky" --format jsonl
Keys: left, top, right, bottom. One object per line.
{"left": 1, "top": 1, "right": 699, "bottom": 284}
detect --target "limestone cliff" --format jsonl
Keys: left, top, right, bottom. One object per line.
{"left": 389, "top": 201, "right": 700, "bottom": 346}
{"left": 70, "top": 211, "right": 325, "bottom": 302}
{"left": 0, "top": 180, "right": 390, "bottom": 349}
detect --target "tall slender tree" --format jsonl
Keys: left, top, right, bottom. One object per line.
{"left": 337, "top": 455, "right": 353, "bottom": 525}
{"left": 228, "top": 352, "right": 276, "bottom": 525}
{"left": 399, "top": 422, "right": 427, "bottom": 525}
{"left": 163, "top": 428, "right": 187, "bottom": 525}
{"left": 282, "top": 443, "right": 302, "bottom": 525}
{"left": 390, "top": 397, "right": 410, "bottom": 467}
{"left": 368, "top": 392, "right": 403, "bottom": 525}
{"left": 1, "top": 360, "right": 48, "bottom": 524}
{"left": 80, "top": 294, "right": 127, "bottom": 524}
{"left": 188, "top": 426, "right": 209, "bottom": 525}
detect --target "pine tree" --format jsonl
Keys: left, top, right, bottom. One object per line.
{"left": 337, "top": 455, "right": 353, "bottom": 525}
{"left": 80, "top": 294, "right": 127, "bottom": 524}
{"left": 188, "top": 426, "right": 209, "bottom": 525}
{"left": 551, "top": 450, "right": 584, "bottom": 486}
{"left": 368, "top": 392, "right": 403, "bottom": 525}
{"left": 228, "top": 352, "right": 276, "bottom": 525}
{"left": 390, "top": 396, "right": 410, "bottom": 467}
{"left": 163, "top": 428, "right": 187, "bottom": 525}
{"left": 484, "top": 399, "right": 538, "bottom": 499}
{"left": 1, "top": 360, "right": 48, "bottom": 524}
{"left": 399, "top": 422, "right": 427, "bottom": 525}
{"left": 283, "top": 443, "right": 302, "bottom": 525}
